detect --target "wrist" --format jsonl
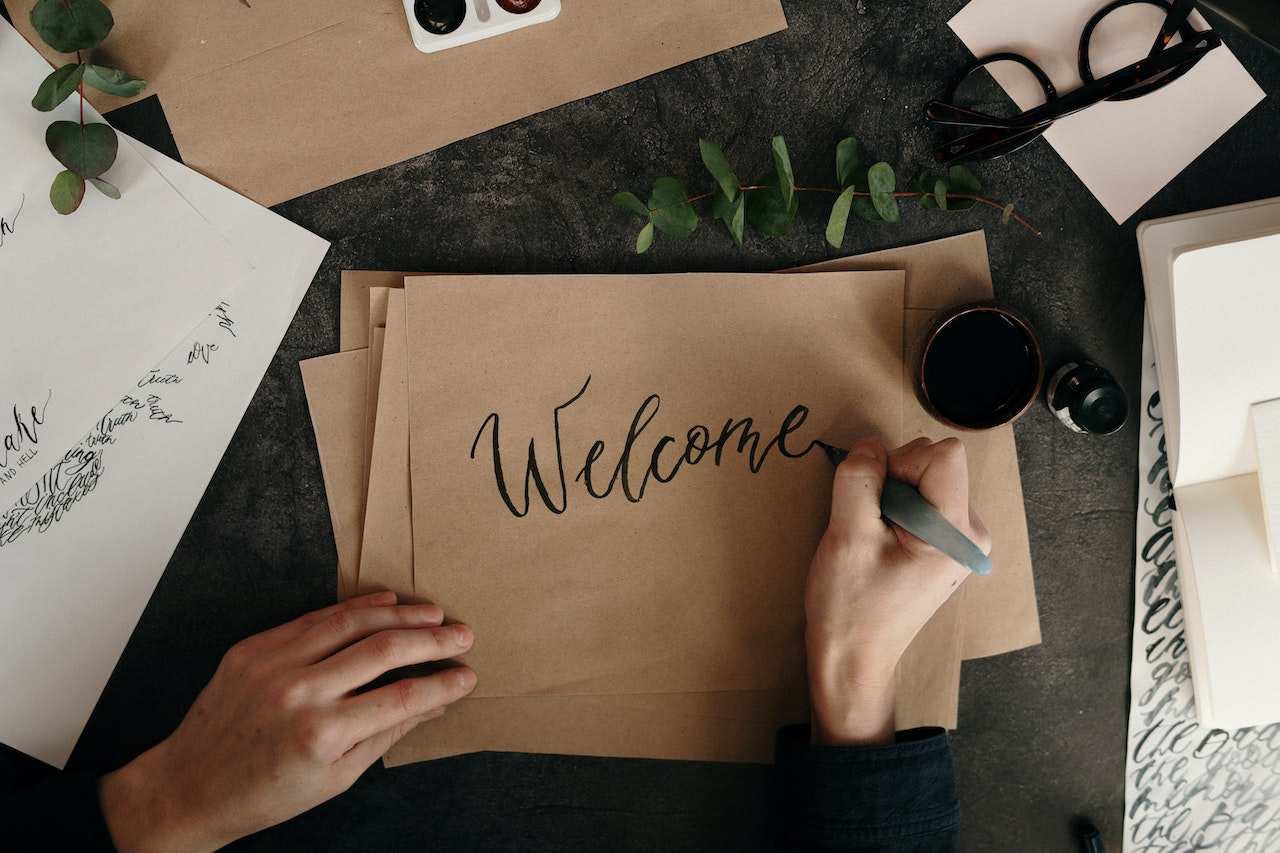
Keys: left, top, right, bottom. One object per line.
{"left": 99, "top": 743, "right": 219, "bottom": 853}
{"left": 805, "top": 639, "right": 898, "bottom": 746}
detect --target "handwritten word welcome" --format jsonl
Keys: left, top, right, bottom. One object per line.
{"left": 471, "top": 376, "right": 817, "bottom": 518}
{"left": 0, "top": 194, "right": 23, "bottom": 249}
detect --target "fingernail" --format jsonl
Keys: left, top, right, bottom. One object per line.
{"left": 453, "top": 667, "right": 476, "bottom": 690}
{"left": 850, "top": 437, "right": 887, "bottom": 462}
{"left": 369, "top": 590, "right": 397, "bottom": 606}
{"left": 413, "top": 604, "right": 444, "bottom": 624}
{"left": 450, "top": 625, "right": 473, "bottom": 647}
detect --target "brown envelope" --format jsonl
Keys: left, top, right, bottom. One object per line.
{"left": 11, "top": 1, "right": 787, "bottom": 205}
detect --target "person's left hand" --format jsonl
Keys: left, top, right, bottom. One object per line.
{"left": 98, "top": 591, "right": 476, "bottom": 853}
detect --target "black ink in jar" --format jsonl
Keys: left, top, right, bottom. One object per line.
{"left": 1046, "top": 360, "right": 1129, "bottom": 435}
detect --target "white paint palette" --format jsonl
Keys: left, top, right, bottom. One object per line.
{"left": 402, "top": 0, "right": 561, "bottom": 54}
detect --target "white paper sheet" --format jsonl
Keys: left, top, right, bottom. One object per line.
{"left": 949, "top": 0, "right": 1264, "bottom": 223}
{"left": 0, "top": 20, "right": 255, "bottom": 508}
{"left": 1124, "top": 321, "right": 1280, "bottom": 851}
{"left": 0, "top": 136, "right": 329, "bottom": 768}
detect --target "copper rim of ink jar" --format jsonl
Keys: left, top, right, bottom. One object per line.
{"left": 910, "top": 300, "right": 1044, "bottom": 431}
{"left": 496, "top": 0, "right": 542, "bottom": 12}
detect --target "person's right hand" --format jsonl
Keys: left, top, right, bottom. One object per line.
{"left": 804, "top": 436, "right": 990, "bottom": 747}
{"left": 98, "top": 591, "right": 476, "bottom": 853}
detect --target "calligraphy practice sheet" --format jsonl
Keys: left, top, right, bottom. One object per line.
{"left": 0, "top": 20, "right": 254, "bottom": 510}
{"left": 0, "top": 138, "right": 329, "bottom": 768}
{"left": 949, "top": 0, "right": 1263, "bottom": 222}
{"left": 1124, "top": 321, "right": 1280, "bottom": 851}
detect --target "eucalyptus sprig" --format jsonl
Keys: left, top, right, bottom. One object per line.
{"left": 28, "top": 0, "right": 147, "bottom": 214}
{"left": 614, "top": 136, "right": 1039, "bottom": 253}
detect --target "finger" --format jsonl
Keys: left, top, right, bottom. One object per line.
{"left": 310, "top": 622, "right": 474, "bottom": 695}
{"left": 828, "top": 437, "right": 891, "bottom": 542}
{"left": 887, "top": 437, "right": 972, "bottom": 532}
{"left": 286, "top": 603, "right": 449, "bottom": 667}
{"left": 337, "top": 707, "right": 447, "bottom": 780}
{"left": 969, "top": 505, "right": 993, "bottom": 554}
{"left": 237, "top": 591, "right": 400, "bottom": 657}
{"left": 340, "top": 665, "right": 476, "bottom": 746}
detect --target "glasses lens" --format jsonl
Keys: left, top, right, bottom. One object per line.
{"left": 945, "top": 54, "right": 1054, "bottom": 119}
{"left": 1081, "top": 0, "right": 1202, "bottom": 99}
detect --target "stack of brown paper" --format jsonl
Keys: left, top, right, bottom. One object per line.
{"left": 12, "top": 1, "right": 788, "bottom": 206}
{"left": 299, "top": 231, "right": 1040, "bottom": 766}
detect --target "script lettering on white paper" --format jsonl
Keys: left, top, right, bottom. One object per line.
{"left": 0, "top": 193, "right": 24, "bottom": 248}
{"left": 1126, "top": 376, "right": 1280, "bottom": 851}
{"left": 0, "top": 302, "right": 240, "bottom": 549}
{"left": 0, "top": 391, "right": 52, "bottom": 486}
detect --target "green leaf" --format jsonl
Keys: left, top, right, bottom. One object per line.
{"left": 710, "top": 189, "right": 733, "bottom": 221}
{"left": 50, "top": 170, "right": 86, "bottom": 215}
{"left": 933, "top": 179, "right": 948, "bottom": 212}
{"left": 46, "top": 120, "right": 118, "bottom": 179}
{"left": 30, "top": 0, "right": 114, "bottom": 53}
{"left": 945, "top": 165, "right": 980, "bottom": 212}
{"left": 699, "top": 139, "right": 740, "bottom": 203}
{"left": 867, "top": 162, "right": 899, "bottom": 223}
{"left": 835, "top": 138, "right": 860, "bottom": 189}
{"left": 771, "top": 136, "right": 796, "bottom": 212}
{"left": 745, "top": 168, "right": 799, "bottom": 237}
{"left": 917, "top": 171, "right": 938, "bottom": 210}
{"left": 636, "top": 221, "right": 655, "bottom": 253}
{"left": 826, "top": 186, "right": 856, "bottom": 248}
{"left": 647, "top": 177, "right": 697, "bottom": 238}
{"left": 613, "top": 191, "right": 650, "bottom": 218}
{"left": 728, "top": 194, "right": 745, "bottom": 246}
{"left": 82, "top": 65, "right": 147, "bottom": 98}
{"left": 32, "top": 63, "right": 85, "bottom": 111}
{"left": 1001, "top": 203, "right": 1015, "bottom": 225}
{"left": 89, "top": 177, "right": 120, "bottom": 199}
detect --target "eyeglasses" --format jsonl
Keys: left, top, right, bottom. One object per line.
{"left": 925, "top": 0, "right": 1222, "bottom": 164}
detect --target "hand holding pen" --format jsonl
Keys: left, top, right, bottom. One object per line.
{"left": 804, "top": 437, "right": 991, "bottom": 746}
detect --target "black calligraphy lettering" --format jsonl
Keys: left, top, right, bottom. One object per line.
{"left": 0, "top": 193, "right": 23, "bottom": 248}
{"left": 1, "top": 390, "right": 51, "bottom": 469}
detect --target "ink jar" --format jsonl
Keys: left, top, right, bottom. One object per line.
{"left": 1046, "top": 360, "right": 1129, "bottom": 435}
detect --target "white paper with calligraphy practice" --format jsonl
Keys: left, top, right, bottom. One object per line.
{"left": 0, "top": 136, "right": 329, "bottom": 768}
{"left": 1124, "top": 318, "right": 1280, "bottom": 852}
{"left": 0, "top": 20, "right": 257, "bottom": 510}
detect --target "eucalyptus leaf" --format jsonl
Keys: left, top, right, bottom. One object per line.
{"left": 32, "top": 63, "right": 85, "bottom": 112}
{"left": 835, "top": 138, "right": 860, "bottom": 189}
{"left": 933, "top": 179, "right": 948, "bottom": 212}
{"left": 647, "top": 176, "right": 697, "bottom": 238}
{"left": 745, "top": 168, "right": 798, "bottom": 237}
{"left": 729, "top": 194, "right": 745, "bottom": 246}
{"left": 89, "top": 177, "right": 120, "bottom": 199}
{"left": 710, "top": 189, "right": 733, "bottom": 221}
{"left": 83, "top": 65, "right": 147, "bottom": 98}
{"left": 613, "top": 191, "right": 650, "bottom": 218}
{"left": 50, "top": 170, "right": 86, "bottom": 215}
{"left": 46, "top": 120, "right": 118, "bottom": 179}
{"left": 1002, "top": 203, "right": 1015, "bottom": 225}
{"left": 867, "top": 162, "right": 899, "bottom": 223}
{"left": 945, "top": 164, "right": 980, "bottom": 211}
{"left": 771, "top": 136, "right": 796, "bottom": 212}
{"left": 30, "top": 0, "right": 114, "bottom": 53}
{"left": 699, "top": 139, "right": 740, "bottom": 203}
{"left": 636, "top": 221, "right": 655, "bottom": 253}
{"left": 826, "top": 186, "right": 856, "bottom": 248}
{"left": 917, "top": 171, "right": 938, "bottom": 210}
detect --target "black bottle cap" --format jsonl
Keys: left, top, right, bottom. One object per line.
{"left": 1070, "top": 377, "right": 1129, "bottom": 435}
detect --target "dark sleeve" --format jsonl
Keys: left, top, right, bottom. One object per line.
{"left": 772, "top": 725, "right": 959, "bottom": 852}
{"left": 0, "top": 771, "right": 117, "bottom": 851}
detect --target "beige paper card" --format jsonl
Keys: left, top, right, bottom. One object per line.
{"left": 405, "top": 271, "right": 906, "bottom": 698}
{"left": 358, "top": 290, "right": 415, "bottom": 599}
{"left": 13, "top": 1, "right": 787, "bottom": 205}
{"left": 300, "top": 349, "right": 369, "bottom": 601}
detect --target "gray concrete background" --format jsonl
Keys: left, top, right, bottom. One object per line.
{"left": 6, "top": 0, "right": 1280, "bottom": 849}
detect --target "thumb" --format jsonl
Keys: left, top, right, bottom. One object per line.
{"left": 828, "top": 437, "right": 889, "bottom": 540}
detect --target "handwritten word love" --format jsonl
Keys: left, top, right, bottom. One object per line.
{"left": 471, "top": 376, "right": 817, "bottom": 518}
{"left": 0, "top": 194, "right": 23, "bottom": 249}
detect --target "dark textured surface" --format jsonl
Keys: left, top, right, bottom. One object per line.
{"left": 7, "top": 0, "right": 1280, "bottom": 850}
